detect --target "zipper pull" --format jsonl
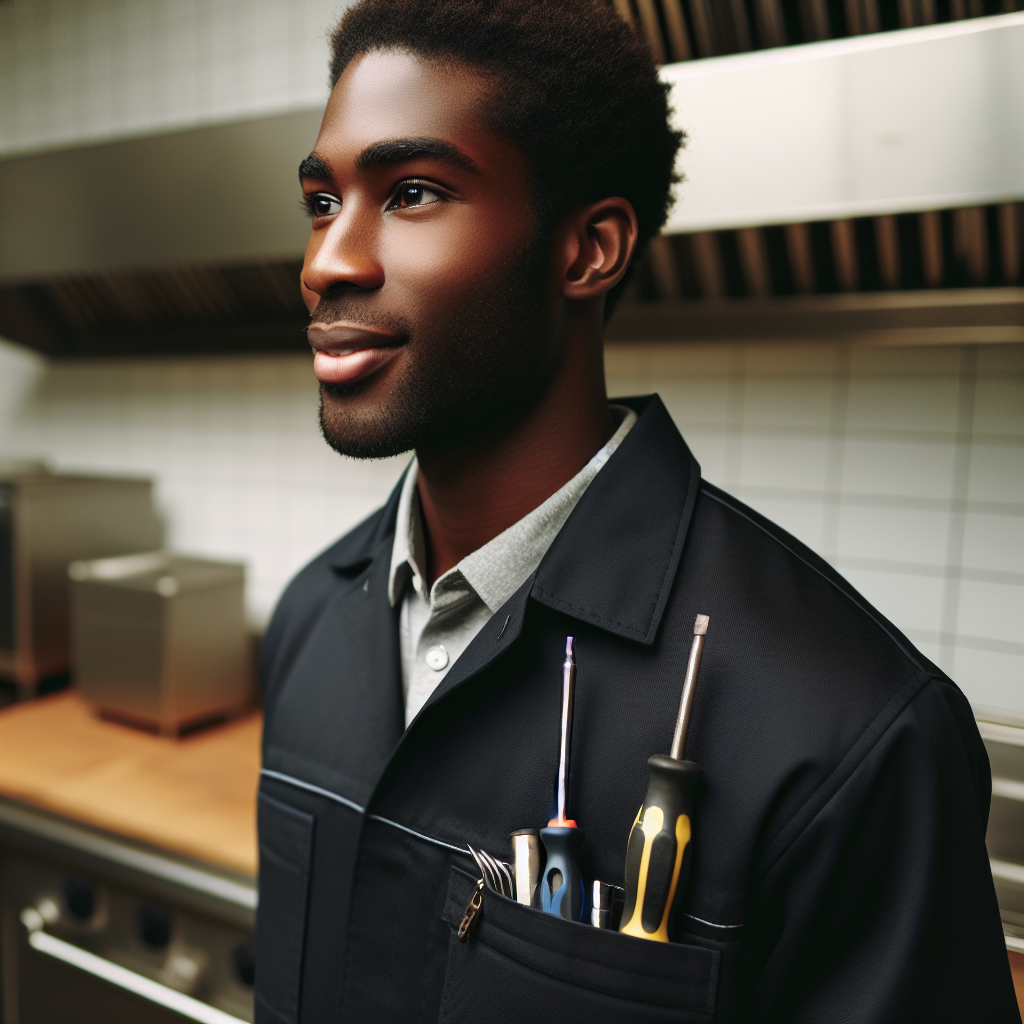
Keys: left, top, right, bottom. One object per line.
{"left": 457, "top": 879, "right": 485, "bottom": 942}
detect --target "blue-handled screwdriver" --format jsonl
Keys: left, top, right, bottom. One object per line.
{"left": 539, "top": 637, "right": 585, "bottom": 921}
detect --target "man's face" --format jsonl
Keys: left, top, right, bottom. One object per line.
{"left": 301, "top": 50, "right": 556, "bottom": 459}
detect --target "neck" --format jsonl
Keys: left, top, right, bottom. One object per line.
{"left": 416, "top": 309, "right": 612, "bottom": 585}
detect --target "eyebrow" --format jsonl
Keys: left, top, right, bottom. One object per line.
{"left": 299, "top": 137, "right": 479, "bottom": 186}
{"left": 299, "top": 155, "right": 332, "bottom": 182}
{"left": 357, "top": 137, "right": 479, "bottom": 174}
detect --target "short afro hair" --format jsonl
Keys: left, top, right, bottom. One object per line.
{"left": 328, "top": 0, "right": 683, "bottom": 311}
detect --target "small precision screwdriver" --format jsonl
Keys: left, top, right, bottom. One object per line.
{"left": 620, "top": 614, "right": 709, "bottom": 943}
{"left": 539, "top": 636, "right": 585, "bottom": 921}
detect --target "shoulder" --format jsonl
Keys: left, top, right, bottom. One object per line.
{"left": 692, "top": 479, "right": 929, "bottom": 678}
{"left": 682, "top": 481, "right": 988, "bottom": 828}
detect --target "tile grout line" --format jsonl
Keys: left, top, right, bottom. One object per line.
{"left": 903, "top": 628, "right": 1024, "bottom": 659}
{"left": 835, "top": 556, "right": 1024, "bottom": 588}
{"left": 820, "top": 346, "right": 851, "bottom": 563}
{"left": 723, "top": 346, "right": 746, "bottom": 490}
{"left": 938, "top": 345, "right": 978, "bottom": 675}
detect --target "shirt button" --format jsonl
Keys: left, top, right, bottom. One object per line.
{"left": 425, "top": 646, "right": 449, "bottom": 671}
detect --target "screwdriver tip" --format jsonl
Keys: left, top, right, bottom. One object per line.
{"left": 693, "top": 614, "right": 709, "bottom": 636}
{"left": 565, "top": 636, "right": 575, "bottom": 657}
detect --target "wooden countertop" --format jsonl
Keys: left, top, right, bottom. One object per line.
{"left": 0, "top": 692, "right": 259, "bottom": 877}
{"left": 2, "top": 692, "right": 1022, "bottom": 1017}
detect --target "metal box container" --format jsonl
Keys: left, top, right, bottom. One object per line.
{"left": 70, "top": 552, "right": 249, "bottom": 735}
{"left": 0, "top": 465, "right": 163, "bottom": 693}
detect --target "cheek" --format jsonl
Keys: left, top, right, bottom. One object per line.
{"left": 383, "top": 211, "right": 532, "bottom": 313}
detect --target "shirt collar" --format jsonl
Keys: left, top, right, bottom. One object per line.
{"left": 387, "top": 405, "right": 638, "bottom": 612}
{"left": 388, "top": 458, "right": 426, "bottom": 607}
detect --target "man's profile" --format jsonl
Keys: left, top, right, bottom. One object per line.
{"left": 255, "top": 2, "right": 1018, "bottom": 1021}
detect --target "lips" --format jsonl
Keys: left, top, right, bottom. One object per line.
{"left": 307, "top": 322, "right": 405, "bottom": 386}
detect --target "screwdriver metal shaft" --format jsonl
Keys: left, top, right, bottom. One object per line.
{"left": 539, "top": 636, "right": 585, "bottom": 921}
{"left": 552, "top": 635, "right": 577, "bottom": 828}
{"left": 670, "top": 614, "right": 708, "bottom": 759}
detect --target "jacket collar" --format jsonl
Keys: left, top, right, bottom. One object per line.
{"left": 530, "top": 394, "right": 701, "bottom": 645}
{"left": 367, "top": 394, "right": 700, "bottom": 804}
{"left": 326, "top": 394, "right": 700, "bottom": 646}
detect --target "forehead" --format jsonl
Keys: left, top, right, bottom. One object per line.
{"left": 315, "top": 49, "right": 495, "bottom": 162}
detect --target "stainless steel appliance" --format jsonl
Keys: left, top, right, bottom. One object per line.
{"left": 0, "top": 466, "right": 163, "bottom": 695}
{"left": 70, "top": 553, "right": 249, "bottom": 736}
{"left": 0, "top": 799, "right": 255, "bottom": 1024}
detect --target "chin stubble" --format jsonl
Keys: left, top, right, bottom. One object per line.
{"left": 317, "top": 237, "right": 553, "bottom": 460}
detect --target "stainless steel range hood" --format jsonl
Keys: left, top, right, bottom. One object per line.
{"left": 1, "top": 10, "right": 1021, "bottom": 359}
{"left": 0, "top": 108, "right": 321, "bottom": 281}
{"left": 0, "top": 109, "right": 321, "bottom": 357}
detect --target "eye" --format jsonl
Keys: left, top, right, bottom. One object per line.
{"left": 304, "top": 192, "right": 341, "bottom": 218}
{"left": 388, "top": 183, "right": 443, "bottom": 211}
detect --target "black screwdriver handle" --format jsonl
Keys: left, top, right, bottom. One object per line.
{"left": 619, "top": 755, "right": 702, "bottom": 942}
{"left": 539, "top": 826, "right": 586, "bottom": 921}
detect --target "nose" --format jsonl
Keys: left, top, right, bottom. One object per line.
{"left": 301, "top": 205, "right": 385, "bottom": 310}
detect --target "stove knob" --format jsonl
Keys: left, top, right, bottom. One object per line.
{"left": 63, "top": 877, "right": 96, "bottom": 922}
{"left": 232, "top": 942, "right": 255, "bottom": 987}
{"left": 137, "top": 904, "right": 172, "bottom": 949}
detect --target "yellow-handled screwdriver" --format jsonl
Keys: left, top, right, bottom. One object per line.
{"left": 619, "top": 614, "right": 709, "bottom": 942}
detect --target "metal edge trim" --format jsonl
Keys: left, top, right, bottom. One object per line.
{"left": 24, "top": 925, "right": 247, "bottom": 1024}
{"left": 659, "top": 9, "right": 1024, "bottom": 82}
{"left": 991, "top": 859, "right": 1024, "bottom": 886}
{"left": 992, "top": 778, "right": 1024, "bottom": 803}
{"left": 978, "top": 721, "right": 1024, "bottom": 748}
{"left": 0, "top": 800, "right": 256, "bottom": 911}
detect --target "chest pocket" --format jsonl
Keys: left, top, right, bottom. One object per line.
{"left": 438, "top": 866, "right": 719, "bottom": 1024}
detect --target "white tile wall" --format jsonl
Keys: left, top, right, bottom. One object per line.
{"left": 606, "top": 340, "right": 1024, "bottom": 716}
{"left": 0, "top": 337, "right": 1020, "bottom": 715}
{"left": 0, "top": 0, "right": 352, "bottom": 157}
{"left": 0, "top": 1, "right": 1019, "bottom": 716}
{"left": 0, "top": 338, "right": 407, "bottom": 628}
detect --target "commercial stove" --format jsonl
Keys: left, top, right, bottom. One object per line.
{"left": 0, "top": 800, "right": 255, "bottom": 1023}
{"left": 0, "top": 693, "right": 259, "bottom": 1023}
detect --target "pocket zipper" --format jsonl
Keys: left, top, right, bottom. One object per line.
{"left": 458, "top": 879, "right": 485, "bottom": 942}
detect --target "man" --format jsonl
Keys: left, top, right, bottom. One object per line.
{"left": 256, "top": 1, "right": 1018, "bottom": 1021}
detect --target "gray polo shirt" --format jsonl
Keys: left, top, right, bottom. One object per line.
{"left": 387, "top": 405, "right": 637, "bottom": 726}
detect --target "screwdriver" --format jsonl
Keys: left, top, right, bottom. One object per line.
{"left": 619, "top": 614, "right": 709, "bottom": 943}
{"left": 539, "top": 636, "right": 585, "bottom": 921}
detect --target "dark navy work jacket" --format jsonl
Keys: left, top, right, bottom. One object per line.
{"left": 256, "top": 395, "right": 1018, "bottom": 1023}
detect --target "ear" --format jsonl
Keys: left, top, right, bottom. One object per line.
{"left": 557, "top": 198, "right": 639, "bottom": 303}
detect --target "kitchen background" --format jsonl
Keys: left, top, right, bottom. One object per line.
{"left": 1, "top": 0, "right": 1021, "bottom": 716}
{"left": 1, "top": 337, "right": 1021, "bottom": 716}
{"left": 1, "top": 2, "right": 1023, "bottom": 1021}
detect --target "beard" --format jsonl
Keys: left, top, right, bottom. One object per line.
{"left": 317, "top": 235, "right": 555, "bottom": 460}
